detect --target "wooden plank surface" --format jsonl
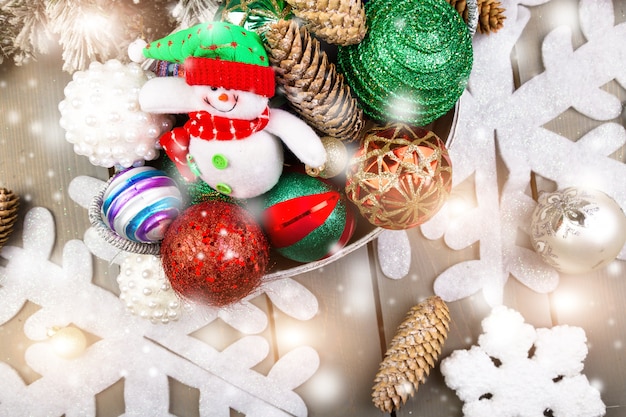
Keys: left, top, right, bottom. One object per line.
{"left": 285, "top": 246, "right": 383, "bottom": 417}
{"left": 0, "top": 1, "right": 625, "bottom": 416}
{"left": 0, "top": 47, "right": 117, "bottom": 388}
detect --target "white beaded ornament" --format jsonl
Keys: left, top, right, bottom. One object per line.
{"left": 117, "top": 254, "right": 182, "bottom": 324}
{"left": 59, "top": 59, "right": 174, "bottom": 168}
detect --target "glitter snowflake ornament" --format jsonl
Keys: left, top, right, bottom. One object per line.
{"left": 421, "top": 0, "right": 626, "bottom": 305}
{"left": 0, "top": 202, "right": 321, "bottom": 416}
{"left": 117, "top": 254, "right": 182, "bottom": 323}
{"left": 59, "top": 59, "right": 174, "bottom": 169}
{"left": 377, "top": 229, "right": 412, "bottom": 279}
{"left": 441, "top": 306, "right": 606, "bottom": 417}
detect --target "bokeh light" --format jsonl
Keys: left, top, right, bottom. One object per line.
{"left": 551, "top": 291, "right": 581, "bottom": 316}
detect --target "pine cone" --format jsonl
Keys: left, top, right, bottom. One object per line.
{"left": 0, "top": 188, "right": 19, "bottom": 249}
{"left": 285, "top": 0, "right": 367, "bottom": 45}
{"left": 266, "top": 19, "right": 364, "bottom": 141}
{"left": 478, "top": 0, "right": 506, "bottom": 34}
{"left": 372, "top": 296, "right": 451, "bottom": 413}
{"left": 446, "top": 0, "right": 506, "bottom": 34}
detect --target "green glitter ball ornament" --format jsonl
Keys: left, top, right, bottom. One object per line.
{"left": 261, "top": 172, "right": 356, "bottom": 263}
{"left": 337, "top": 0, "right": 473, "bottom": 126}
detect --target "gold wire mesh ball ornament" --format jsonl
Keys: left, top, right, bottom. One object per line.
{"left": 345, "top": 124, "right": 453, "bottom": 230}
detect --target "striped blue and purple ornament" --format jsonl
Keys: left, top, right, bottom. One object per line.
{"left": 101, "top": 166, "right": 183, "bottom": 243}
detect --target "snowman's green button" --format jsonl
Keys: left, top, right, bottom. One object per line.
{"left": 212, "top": 154, "right": 228, "bottom": 170}
{"left": 215, "top": 183, "right": 232, "bottom": 194}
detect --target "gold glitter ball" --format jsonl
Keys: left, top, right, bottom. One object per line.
{"left": 306, "top": 136, "right": 349, "bottom": 179}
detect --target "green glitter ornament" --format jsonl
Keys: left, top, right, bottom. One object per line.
{"left": 337, "top": 0, "right": 473, "bottom": 126}
{"left": 261, "top": 172, "right": 356, "bottom": 263}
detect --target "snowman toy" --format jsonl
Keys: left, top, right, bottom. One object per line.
{"left": 134, "top": 22, "right": 326, "bottom": 199}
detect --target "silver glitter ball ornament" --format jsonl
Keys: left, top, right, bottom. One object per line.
{"left": 530, "top": 187, "right": 626, "bottom": 275}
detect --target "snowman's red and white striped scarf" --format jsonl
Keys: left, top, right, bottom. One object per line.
{"left": 159, "top": 108, "right": 270, "bottom": 180}
{"left": 185, "top": 108, "right": 270, "bottom": 141}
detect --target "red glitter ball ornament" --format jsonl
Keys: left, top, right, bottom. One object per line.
{"left": 160, "top": 201, "right": 269, "bottom": 307}
{"left": 345, "top": 123, "right": 453, "bottom": 230}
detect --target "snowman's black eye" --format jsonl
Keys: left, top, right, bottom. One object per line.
{"left": 211, "top": 87, "right": 218, "bottom": 91}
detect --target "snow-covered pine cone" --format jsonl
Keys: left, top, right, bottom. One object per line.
{"left": 266, "top": 19, "right": 364, "bottom": 142}
{"left": 372, "top": 296, "right": 451, "bottom": 413}
{"left": 285, "top": 0, "right": 367, "bottom": 45}
{"left": 446, "top": 0, "right": 506, "bottom": 34}
{"left": 0, "top": 188, "right": 19, "bottom": 250}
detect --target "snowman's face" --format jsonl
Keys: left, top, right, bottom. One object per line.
{"left": 192, "top": 85, "right": 269, "bottom": 120}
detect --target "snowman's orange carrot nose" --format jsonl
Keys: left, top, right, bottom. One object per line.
{"left": 218, "top": 93, "right": 229, "bottom": 102}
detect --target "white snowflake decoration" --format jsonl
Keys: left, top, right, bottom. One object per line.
{"left": 418, "top": 0, "right": 626, "bottom": 305}
{"left": 377, "top": 229, "right": 411, "bottom": 280}
{"left": 441, "top": 306, "right": 606, "bottom": 417}
{"left": 0, "top": 203, "right": 320, "bottom": 416}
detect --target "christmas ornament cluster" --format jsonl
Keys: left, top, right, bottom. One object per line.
{"left": 57, "top": 0, "right": 482, "bottom": 317}
{"left": 54, "top": 0, "right": 626, "bottom": 329}
{"left": 2, "top": 1, "right": 624, "bottom": 416}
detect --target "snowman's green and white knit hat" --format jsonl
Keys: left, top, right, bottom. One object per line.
{"left": 143, "top": 22, "right": 275, "bottom": 97}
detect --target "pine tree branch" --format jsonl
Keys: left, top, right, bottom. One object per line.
{"left": 172, "top": 0, "right": 221, "bottom": 30}
{"left": 0, "top": 0, "right": 50, "bottom": 65}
